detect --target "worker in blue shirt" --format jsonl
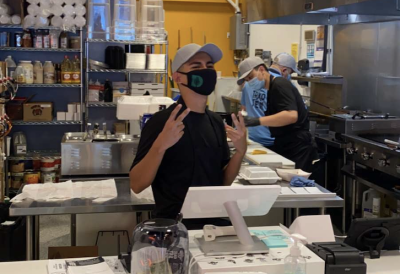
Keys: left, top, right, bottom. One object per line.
{"left": 238, "top": 54, "right": 299, "bottom": 148}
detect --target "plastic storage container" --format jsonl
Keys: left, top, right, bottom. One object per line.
{"left": 117, "top": 95, "right": 174, "bottom": 120}
{"left": 13, "top": 132, "right": 27, "bottom": 156}
{"left": 126, "top": 53, "right": 146, "bottom": 69}
{"left": 362, "top": 189, "right": 381, "bottom": 218}
{"left": 137, "top": 0, "right": 165, "bottom": 40}
{"left": 146, "top": 54, "right": 166, "bottom": 70}
{"left": 276, "top": 169, "right": 312, "bottom": 182}
{"left": 113, "top": 0, "right": 136, "bottom": 40}
{"left": 88, "top": 0, "right": 111, "bottom": 39}
{"left": 19, "top": 61, "right": 34, "bottom": 84}
{"left": 239, "top": 166, "right": 281, "bottom": 185}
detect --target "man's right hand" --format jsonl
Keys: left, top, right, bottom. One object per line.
{"left": 155, "top": 104, "right": 191, "bottom": 152}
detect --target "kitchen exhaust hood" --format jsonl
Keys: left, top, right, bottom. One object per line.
{"left": 245, "top": 0, "right": 400, "bottom": 25}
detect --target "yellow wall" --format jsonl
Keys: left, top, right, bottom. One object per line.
{"left": 164, "top": 1, "right": 239, "bottom": 79}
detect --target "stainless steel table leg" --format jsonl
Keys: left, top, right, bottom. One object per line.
{"left": 284, "top": 208, "right": 291, "bottom": 227}
{"left": 26, "top": 216, "right": 33, "bottom": 260}
{"left": 325, "top": 143, "right": 328, "bottom": 188}
{"left": 71, "top": 214, "right": 76, "bottom": 246}
{"left": 34, "top": 216, "right": 40, "bottom": 260}
{"left": 351, "top": 179, "right": 357, "bottom": 216}
{"left": 342, "top": 175, "right": 347, "bottom": 233}
{"left": 320, "top": 207, "right": 325, "bottom": 215}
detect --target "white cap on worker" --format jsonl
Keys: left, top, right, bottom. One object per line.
{"left": 237, "top": 56, "right": 265, "bottom": 85}
{"left": 172, "top": 43, "right": 223, "bottom": 73}
{"left": 273, "top": 53, "right": 300, "bottom": 74}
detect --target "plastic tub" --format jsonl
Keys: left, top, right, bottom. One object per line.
{"left": 88, "top": 0, "right": 111, "bottom": 39}
{"left": 113, "top": 0, "right": 136, "bottom": 40}
{"left": 126, "top": 53, "right": 146, "bottom": 69}
{"left": 146, "top": 54, "right": 165, "bottom": 70}
{"left": 239, "top": 166, "right": 281, "bottom": 185}
{"left": 117, "top": 95, "right": 174, "bottom": 120}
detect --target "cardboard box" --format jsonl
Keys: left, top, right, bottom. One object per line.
{"left": 68, "top": 103, "right": 77, "bottom": 114}
{"left": 48, "top": 246, "right": 98, "bottom": 259}
{"left": 57, "top": 112, "right": 66, "bottom": 121}
{"left": 66, "top": 113, "right": 74, "bottom": 121}
{"left": 23, "top": 102, "right": 53, "bottom": 122}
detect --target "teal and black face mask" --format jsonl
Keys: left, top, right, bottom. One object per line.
{"left": 179, "top": 69, "right": 217, "bottom": 96}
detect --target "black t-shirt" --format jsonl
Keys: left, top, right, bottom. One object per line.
{"left": 130, "top": 99, "right": 230, "bottom": 219}
{"left": 266, "top": 77, "right": 309, "bottom": 137}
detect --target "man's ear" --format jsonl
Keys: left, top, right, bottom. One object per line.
{"left": 172, "top": 72, "right": 182, "bottom": 83}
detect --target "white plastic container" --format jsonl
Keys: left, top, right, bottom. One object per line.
{"left": 117, "top": 95, "right": 174, "bottom": 120}
{"left": 146, "top": 54, "right": 166, "bottom": 70}
{"left": 239, "top": 166, "right": 281, "bottom": 185}
{"left": 20, "top": 61, "right": 34, "bottom": 84}
{"left": 362, "top": 189, "right": 381, "bottom": 218}
{"left": 276, "top": 169, "right": 312, "bottom": 182}
{"left": 5, "top": 55, "right": 16, "bottom": 79}
{"left": 43, "top": 61, "right": 55, "bottom": 84}
{"left": 126, "top": 53, "right": 146, "bottom": 69}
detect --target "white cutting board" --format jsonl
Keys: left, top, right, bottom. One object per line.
{"left": 280, "top": 187, "right": 336, "bottom": 198}
{"left": 245, "top": 147, "right": 295, "bottom": 169}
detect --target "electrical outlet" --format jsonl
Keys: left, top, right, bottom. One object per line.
{"left": 227, "top": 32, "right": 230, "bottom": 38}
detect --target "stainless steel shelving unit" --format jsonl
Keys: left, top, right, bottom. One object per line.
{"left": 88, "top": 102, "right": 117, "bottom": 107}
{"left": 0, "top": 24, "right": 82, "bottom": 31}
{"left": 85, "top": 38, "right": 169, "bottom": 121}
{"left": 18, "top": 84, "right": 82, "bottom": 88}
{"left": 12, "top": 120, "right": 82, "bottom": 126}
{"left": 0, "top": 47, "right": 81, "bottom": 52}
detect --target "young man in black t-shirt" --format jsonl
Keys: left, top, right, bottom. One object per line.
{"left": 242, "top": 64, "right": 318, "bottom": 172}
{"left": 129, "top": 43, "right": 247, "bottom": 225}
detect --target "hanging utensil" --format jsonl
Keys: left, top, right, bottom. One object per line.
{"left": 178, "top": 30, "right": 181, "bottom": 50}
{"left": 203, "top": 32, "right": 206, "bottom": 45}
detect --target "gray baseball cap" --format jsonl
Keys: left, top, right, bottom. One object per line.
{"left": 172, "top": 43, "right": 223, "bottom": 73}
{"left": 273, "top": 53, "right": 300, "bottom": 74}
{"left": 237, "top": 56, "right": 265, "bottom": 85}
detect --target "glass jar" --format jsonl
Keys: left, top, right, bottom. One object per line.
{"left": 131, "top": 219, "right": 189, "bottom": 274}
{"left": 22, "top": 30, "right": 32, "bottom": 48}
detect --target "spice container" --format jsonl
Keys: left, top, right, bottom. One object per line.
{"left": 50, "top": 29, "right": 60, "bottom": 48}
{"left": 0, "top": 32, "right": 9, "bottom": 47}
{"left": 54, "top": 159, "right": 61, "bottom": 170}
{"left": 33, "top": 29, "right": 43, "bottom": 48}
{"left": 43, "top": 29, "right": 50, "bottom": 48}
{"left": 60, "top": 31, "right": 68, "bottom": 48}
{"left": 14, "top": 32, "right": 23, "bottom": 47}
{"left": 22, "top": 30, "right": 32, "bottom": 48}
{"left": 70, "top": 37, "right": 80, "bottom": 49}
{"left": 24, "top": 170, "right": 40, "bottom": 184}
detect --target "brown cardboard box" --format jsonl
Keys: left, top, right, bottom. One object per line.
{"left": 23, "top": 102, "right": 53, "bottom": 122}
{"left": 48, "top": 246, "right": 99, "bottom": 259}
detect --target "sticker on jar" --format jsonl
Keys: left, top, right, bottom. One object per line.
{"left": 16, "top": 145, "right": 26, "bottom": 154}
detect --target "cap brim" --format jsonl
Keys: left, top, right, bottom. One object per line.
{"left": 293, "top": 67, "right": 301, "bottom": 74}
{"left": 237, "top": 70, "right": 252, "bottom": 85}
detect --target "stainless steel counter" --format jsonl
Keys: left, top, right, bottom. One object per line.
{"left": 10, "top": 179, "right": 343, "bottom": 217}
{"left": 10, "top": 178, "right": 342, "bottom": 261}
{"left": 9, "top": 179, "right": 153, "bottom": 217}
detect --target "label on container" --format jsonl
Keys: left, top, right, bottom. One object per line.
{"left": 23, "top": 67, "right": 33, "bottom": 82}
{"left": 60, "top": 38, "right": 68, "bottom": 49}
{"left": 72, "top": 72, "right": 81, "bottom": 83}
{"left": 42, "top": 172, "right": 56, "bottom": 183}
{"left": 35, "top": 36, "right": 43, "bottom": 48}
{"left": 44, "top": 71, "right": 55, "bottom": 81}
{"left": 62, "top": 72, "right": 72, "bottom": 83}
{"left": 16, "top": 145, "right": 27, "bottom": 154}
{"left": 43, "top": 36, "right": 50, "bottom": 48}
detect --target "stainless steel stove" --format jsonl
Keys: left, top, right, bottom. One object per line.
{"left": 344, "top": 133, "right": 400, "bottom": 179}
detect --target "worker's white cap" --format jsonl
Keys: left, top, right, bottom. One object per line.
{"left": 273, "top": 53, "right": 300, "bottom": 74}
{"left": 237, "top": 56, "right": 265, "bottom": 85}
{"left": 172, "top": 43, "right": 223, "bottom": 73}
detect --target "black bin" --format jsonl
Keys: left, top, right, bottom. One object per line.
{"left": 0, "top": 203, "right": 26, "bottom": 262}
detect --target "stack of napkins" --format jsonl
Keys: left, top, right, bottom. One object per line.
{"left": 11, "top": 179, "right": 118, "bottom": 203}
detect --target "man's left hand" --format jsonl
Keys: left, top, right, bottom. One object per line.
{"left": 226, "top": 112, "right": 247, "bottom": 156}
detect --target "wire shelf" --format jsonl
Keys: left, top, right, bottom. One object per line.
{"left": 88, "top": 102, "right": 117, "bottom": 107}
{"left": 7, "top": 151, "right": 61, "bottom": 161}
{"left": 12, "top": 120, "right": 82, "bottom": 126}
{"left": 18, "top": 84, "right": 82, "bottom": 88}
{"left": 86, "top": 39, "right": 168, "bottom": 45}
{"left": 87, "top": 69, "right": 166, "bottom": 74}
{"left": 0, "top": 25, "right": 82, "bottom": 31}
{"left": 0, "top": 47, "right": 81, "bottom": 52}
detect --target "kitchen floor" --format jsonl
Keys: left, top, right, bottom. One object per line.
{"left": 39, "top": 215, "right": 71, "bottom": 260}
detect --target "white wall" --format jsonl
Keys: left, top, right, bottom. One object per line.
{"left": 249, "top": 24, "right": 319, "bottom": 97}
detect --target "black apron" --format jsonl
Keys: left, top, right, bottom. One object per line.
{"left": 268, "top": 75, "right": 319, "bottom": 173}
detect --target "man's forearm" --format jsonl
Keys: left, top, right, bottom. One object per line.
{"left": 129, "top": 138, "right": 166, "bottom": 194}
{"left": 260, "top": 111, "right": 298, "bottom": 127}
{"left": 223, "top": 152, "right": 245, "bottom": 186}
